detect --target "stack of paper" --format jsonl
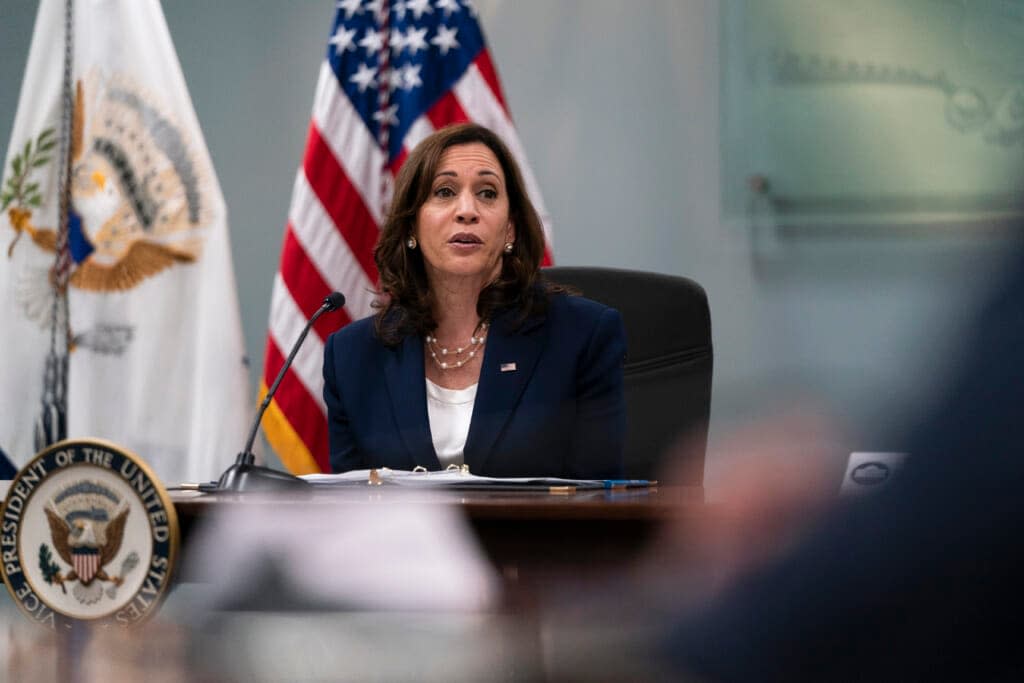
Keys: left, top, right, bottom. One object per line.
{"left": 301, "top": 469, "right": 654, "bottom": 491}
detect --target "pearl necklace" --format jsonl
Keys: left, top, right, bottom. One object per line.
{"left": 426, "top": 322, "right": 488, "bottom": 370}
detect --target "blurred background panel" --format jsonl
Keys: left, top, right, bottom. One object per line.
{"left": 723, "top": 0, "right": 1024, "bottom": 227}
{"left": 1, "top": 0, "right": 1018, "bottom": 494}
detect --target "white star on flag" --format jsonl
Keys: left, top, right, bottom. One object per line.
{"left": 393, "top": 0, "right": 408, "bottom": 21}
{"left": 365, "top": 0, "right": 387, "bottom": 21}
{"left": 329, "top": 26, "right": 357, "bottom": 52}
{"left": 358, "top": 28, "right": 386, "bottom": 54}
{"left": 406, "top": 0, "right": 433, "bottom": 21}
{"left": 404, "top": 26, "right": 429, "bottom": 55}
{"left": 401, "top": 63, "right": 423, "bottom": 90}
{"left": 373, "top": 103, "right": 400, "bottom": 127}
{"left": 389, "top": 28, "right": 406, "bottom": 53}
{"left": 431, "top": 25, "right": 459, "bottom": 55}
{"left": 337, "top": 0, "right": 362, "bottom": 20}
{"left": 436, "top": 0, "right": 461, "bottom": 18}
{"left": 385, "top": 66, "right": 405, "bottom": 91}
{"left": 349, "top": 62, "right": 377, "bottom": 92}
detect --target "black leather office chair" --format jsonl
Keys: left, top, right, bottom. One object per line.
{"left": 542, "top": 266, "right": 712, "bottom": 484}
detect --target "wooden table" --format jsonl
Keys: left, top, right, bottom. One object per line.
{"left": 0, "top": 486, "right": 707, "bottom": 680}
{"left": 171, "top": 485, "right": 706, "bottom": 586}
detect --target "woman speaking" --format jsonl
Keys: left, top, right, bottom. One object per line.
{"left": 323, "top": 123, "right": 625, "bottom": 478}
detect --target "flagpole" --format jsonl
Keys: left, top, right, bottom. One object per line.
{"left": 54, "top": 9, "right": 85, "bottom": 672}
{"left": 35, "top": 0, "right": 74, "bottom": 452}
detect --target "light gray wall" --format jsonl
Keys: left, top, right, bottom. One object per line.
{"left": 1, "top": 1, "right": 1011, "bottom": 493}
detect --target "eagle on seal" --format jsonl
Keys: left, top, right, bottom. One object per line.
{"left": 44, "top": 503, "right": 129, "bottom": 603}
{"left": 7, "top": 74, "right": 206, "bottom": 294}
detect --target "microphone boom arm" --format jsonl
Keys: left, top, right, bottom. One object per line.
{"left": 215, "top": 291, "right": 345, "bottom": 492}
{"left": 241, "top": 303, "right": 331, "bottom": 462}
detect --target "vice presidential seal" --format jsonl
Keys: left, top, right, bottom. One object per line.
{"left": 1, "top": 439, "right": 178, "bottom": 629}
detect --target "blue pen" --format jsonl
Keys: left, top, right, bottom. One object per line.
{"left": 603, "top": 479, "right": 655, "bottom": 489}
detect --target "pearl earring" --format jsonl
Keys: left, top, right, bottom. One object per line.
{"left": 503, "top": 242, "right": 514, "bottom": 254}
{"left": 407, "top": 236, "right": 418, "bottom": 249}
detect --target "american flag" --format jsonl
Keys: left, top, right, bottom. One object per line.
{"left": 262, "top": 0, "right": 553, "bottom": 474}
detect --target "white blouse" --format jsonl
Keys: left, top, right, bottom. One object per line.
{"left": 425, "top": 378, "right": 478, "bottom": 469}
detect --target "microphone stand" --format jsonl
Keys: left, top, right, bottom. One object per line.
{"left": 215, "top": 292, "right": 345, "bottom": 493}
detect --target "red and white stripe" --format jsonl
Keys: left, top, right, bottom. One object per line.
{"left": 264, "top": 49, "right": 552, "bottom": 474}
{"left": 73, "top": 551, "right": 100, "bottom": 584}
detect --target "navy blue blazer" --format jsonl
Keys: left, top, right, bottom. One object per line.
{"left": 322, "top": 294, "right": 626, "bottom": 478}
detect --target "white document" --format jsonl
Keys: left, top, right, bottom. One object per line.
{"left": 186, "top": 498, "right": 500, "bottom": 612}
{"left": 302, "top": 468, "right": 608, "bottom": 489}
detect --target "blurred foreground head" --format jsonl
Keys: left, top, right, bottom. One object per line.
{"left": 662, "top": 245, "right": 1024, "bottom": 682}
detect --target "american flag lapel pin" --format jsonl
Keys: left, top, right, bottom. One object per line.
{"left": 500, "top": 362, "right": 517, "bottom": 373}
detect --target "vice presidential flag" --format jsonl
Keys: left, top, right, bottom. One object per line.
{"left": 0, "top": 0, "right": 251, "bottom": 484}
{"left": 264, "top": 0, "right": 552, "bottom": 474}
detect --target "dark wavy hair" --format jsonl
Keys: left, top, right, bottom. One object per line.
{"left": 373, "top": 123, "right": 561, "bottom": 345}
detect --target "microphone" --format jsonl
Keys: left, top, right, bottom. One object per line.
{"left": 215, "top": 291, "right": 346, "bottom": 493}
